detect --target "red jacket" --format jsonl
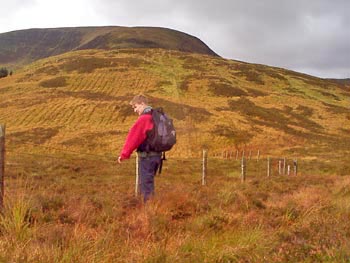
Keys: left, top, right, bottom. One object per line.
{"left": 119, "top": 114, "right": 154, "bottom": 160}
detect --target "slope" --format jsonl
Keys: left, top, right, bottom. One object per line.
{"left": 0, "top": 48, "right": 349, "bottom": 166}
{"left": 0, "top": 26, "right": 218, "bottom": 67}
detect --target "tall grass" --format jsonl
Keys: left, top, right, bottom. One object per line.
{"left": 0, "top": 193, "right": 34, "bottom": 262}
{"left": 1, "top": 169, "right": 350, "bottom": 262}
{"left": 0, "top": 195, "right": 33, "bottom": 242}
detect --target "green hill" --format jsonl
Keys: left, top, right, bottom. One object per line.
{"left": 0, "top": 26, "right": 218, "bottom": 67}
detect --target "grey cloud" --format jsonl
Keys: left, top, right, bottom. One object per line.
{"left": 0, "top": 0, "right": 37, "bottom": 32}
{"left": 2, "top": 0, "right": 36, "bottom": 11}
{"left": 0, "top": 0, "right": 36, "bottom": 18}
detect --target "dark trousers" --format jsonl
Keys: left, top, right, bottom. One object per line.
{"left": 139, "top": 155, "right": 161, "bottom": 202}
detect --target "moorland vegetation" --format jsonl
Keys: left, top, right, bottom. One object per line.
{"left": 0, "top": 26, "right": 349, "bottom": 262}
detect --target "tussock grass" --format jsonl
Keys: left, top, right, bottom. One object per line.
{"left": 1, "top": 154, "right": 350, "bottom": 262}
{"left": 0, "top": 195, "right": 33, "bottom": 242}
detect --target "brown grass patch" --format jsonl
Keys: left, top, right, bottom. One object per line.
{"left": 34, "top": 66, "right": 60, "bottom": 75}
{"left": 8, "top": 127, "right": 60, "bottom": 145}
{"left": 149, "top": 96, "right": 212, "bottom": 122}
{"left": 39, "top": 76, "right": 68, "bottom": 88}
{"left": 208, "top": 81, "right": 248, "bottom": 97}
{"left": 62, "top": 57, "right": 146, "bottom": 73}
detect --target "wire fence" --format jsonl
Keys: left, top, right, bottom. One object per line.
{"left": 1, "top": 134, "right": 305, "bottom": 210}
{"left": 4, "top": 142, "right": 300, "bottom": 185}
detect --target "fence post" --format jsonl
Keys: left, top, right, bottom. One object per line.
{"left": 267, "top": 157, "right": 271, "bottom": 177}
{"left": 241, "top": 156, "right": 246, "bottom": 183}
{"left": 135, "top": 152, "right": 139, "bottom": 197}
{"left": 0, "top": 124, "right": 5, "bottom": 211}
{"left": 283, "top": 157, "right": 286, "bottom": 175}
{"left": 202, "top": 149, "right": 208, "bottom": 185}
{"left": 278, "top": 160, "right": 282, "bottom": 175}
{"left": 257, "top": 150, "right": 260, "bottom": 162}
{"left": 294, "top": 159, "right": 298, "bottom": 176}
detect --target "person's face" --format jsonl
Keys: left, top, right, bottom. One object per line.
{"left": 132, "top": 103, "right": 144, "bottom": 115}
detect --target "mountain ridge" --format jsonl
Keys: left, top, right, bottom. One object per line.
{"left": 0, "top": 26, "right": 218, "bottom": 67}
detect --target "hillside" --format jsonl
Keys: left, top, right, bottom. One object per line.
{"left": 1, "top": 45, "right": 350, "bottom": 261}
{"left": 327, "top": 78, "right": 350, "bottom": 86}
{"left": 0, "top": 26, "right": 218, "bottom": 67}
{"left": 0, "top": 48, "right": 349, "bottom": 167}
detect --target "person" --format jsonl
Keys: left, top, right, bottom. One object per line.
{"left": 118, "top": 94, "right": 162, "bottom": 202}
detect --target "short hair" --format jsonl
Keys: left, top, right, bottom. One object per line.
{"left": 130, "top": 94, "right": 148, "bottom": 105}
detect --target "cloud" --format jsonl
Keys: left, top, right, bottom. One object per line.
{"left": 0, "top": 0, "right": 107, "bottom": 32}
{"left": 0, "top": 0, "right": 36, "bottom": 31}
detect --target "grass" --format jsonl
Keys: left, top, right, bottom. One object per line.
{"left": 1, "top": 48, "right": 349, "bottom": 157}
{"left": 0, "top": 194, "right": 33, "bottom": 242}
{"left": 39, "top": 76, "right": 68, "bottom": 88}
{"left": 0, "top": 47, "right": 350, "bottom": 261}
{"left": 0, "top": 150, "right": 350, "bottom": 262}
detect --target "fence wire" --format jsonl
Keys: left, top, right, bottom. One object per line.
{"left": 3, "top": 141, "right": 302, "bottom": 203}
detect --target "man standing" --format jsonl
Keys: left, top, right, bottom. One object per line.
{"left": 118, "top": 94, "right": 161, "bottom": 202}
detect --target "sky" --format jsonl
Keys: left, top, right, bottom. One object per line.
{"left": 1, "top": 0, "right": 349, "bottom": 79}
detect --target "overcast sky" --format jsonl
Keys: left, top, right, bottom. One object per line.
{"left": 1, "top": 0, "right": 349, "bottom": 79}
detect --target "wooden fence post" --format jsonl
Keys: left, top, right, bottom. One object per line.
{"left": 278, "top": 160, "right": 282, "bottom": 175}
{"left": 241, "top": 156, "right": 246, "bottom": 183}
{"left": 202, "top": 149, "right": 208, "bottom": 185}
{"left": 0, "top": 124, "right": 5, "bottom": 211}
{"left": 267, "top": 157, "right": 271, "bottom": 177}
{"left": 135, "top": 153, "right": 139, "bottom": 197}
{"left": 257, "top": 150, "right": 260, "bottom": 162}
{"left": 294, "top": 159, "right": 298, "bottom": 176}
{"left": 283, "top": 157, "right": 286, "bottom": 175}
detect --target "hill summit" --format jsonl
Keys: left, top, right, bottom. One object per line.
{"left": 0, "top": 26, "right": 218, "bottom": 66}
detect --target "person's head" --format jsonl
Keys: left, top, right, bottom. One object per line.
{"left": 130, "top": 94, "right": 149, "bottom": 115}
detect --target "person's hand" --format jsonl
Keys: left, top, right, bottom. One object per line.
{"left": 117, "top": 156, "right": 122, "bottom": 164}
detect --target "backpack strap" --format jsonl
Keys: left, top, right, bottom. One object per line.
{"left": 158, "top": 152, "right": 167, "bottom": 175}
